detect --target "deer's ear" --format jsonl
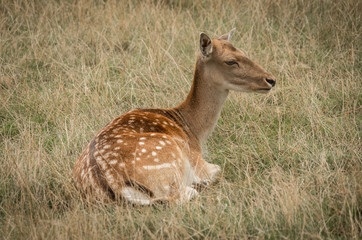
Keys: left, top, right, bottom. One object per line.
{"left": 218, "top": 28, "right": 236, "bottom": 41}
{"left": 199, "top": 32, "right": 213, "bottom": 57}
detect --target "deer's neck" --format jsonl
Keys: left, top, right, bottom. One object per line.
{"left": 175, "top": 58, "right": 229, "bottom": 146}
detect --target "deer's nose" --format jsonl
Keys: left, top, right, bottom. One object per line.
{"left": 266, "top": 78, "right": 276, "bottom": 87}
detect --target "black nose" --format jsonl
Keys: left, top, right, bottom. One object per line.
{"left": 266, "top": 78, "right": 276, "bottom": 87}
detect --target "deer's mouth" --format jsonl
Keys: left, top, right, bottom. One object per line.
{"left": 257, "top": 88, "right": 272, "bottom": 93}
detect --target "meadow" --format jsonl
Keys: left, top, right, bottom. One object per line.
{"left": 0, "top": 0, "right": 361, "bottom": 239}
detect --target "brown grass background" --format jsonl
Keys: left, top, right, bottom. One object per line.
{"left": 0, "top": 0, "right": 361, "bottom": 239}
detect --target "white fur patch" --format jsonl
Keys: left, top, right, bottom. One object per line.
{"left": 121, "top": 187, "right": 151, "bottom": 205}
{"left": 109, "top": 159, "right": 118, "bottom": 165}
{"left": 143, "top": 163, "right": 171, "bottom": 170}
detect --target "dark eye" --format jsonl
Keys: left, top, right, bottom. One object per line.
{"left": 225, "top": 61, "right": 239, "bottom": 67}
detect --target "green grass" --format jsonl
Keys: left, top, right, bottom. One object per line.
{"left": 0, "top": 0, "right": 361, "bottom": 239}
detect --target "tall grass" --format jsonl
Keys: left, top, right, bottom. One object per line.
{"left": 0, "top": 0, "right": 361, "bottom": 239}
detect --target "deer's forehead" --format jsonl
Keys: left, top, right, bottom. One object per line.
{"left": 212, "top": 40, "right": 244, "bottom": 58}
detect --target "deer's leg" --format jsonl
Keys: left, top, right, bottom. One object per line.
{"left": 121, "top": 187, "right": 152, "bottom": 205}
{"left": 121, "top": 184, "right": 198, "bottom": 205}
{"left": 175, "top": 186, "right": 199, "bottom": 204}
{"left": 191, "top": 155, "right": 221, "bottom": 187}
{"left": 204, "top": 161, "right": 221, "bottom": 181}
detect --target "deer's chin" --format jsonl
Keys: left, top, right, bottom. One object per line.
{"left": 225, "top": 82, "right": 251, "bottom": 92}
{"left": 227, "top": 85, "right": 271, "bottom": 93}
{"left": 256, "top": 88, "right": 272, "bottom": 93}
{"left": 228, "top": 84, "right": 272, "bottom": 93}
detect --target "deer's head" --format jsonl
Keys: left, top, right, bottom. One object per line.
{"left": 199, "top": 29, "right": 276, "bottom": 93}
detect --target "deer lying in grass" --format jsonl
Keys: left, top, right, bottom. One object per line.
{"left": 73, "top": 29, "right": 276, "bottom": 205}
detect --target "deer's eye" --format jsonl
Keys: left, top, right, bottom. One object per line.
{"left": 225, "top": 61, "right": 239, "bottom": 67}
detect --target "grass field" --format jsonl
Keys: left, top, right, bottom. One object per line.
{"left": 0, "top": 0, "right": 361, "bottom": 239}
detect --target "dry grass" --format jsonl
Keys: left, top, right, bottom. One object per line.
{"left": 0, "top": 0, "right": 361, "bottom": 239}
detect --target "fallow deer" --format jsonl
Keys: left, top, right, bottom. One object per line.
{"left": 73, "top": 29, "right": 276, "bottom": 205}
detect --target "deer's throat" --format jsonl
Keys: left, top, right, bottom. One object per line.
{"left": 175, "top": 61, "right": 229, "bottom": 145}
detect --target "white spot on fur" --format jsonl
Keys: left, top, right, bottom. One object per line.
{"left": 139, "top": 142, "right": 145, "bottom": 145}
{"left": 105, "top": 170, "right": 112, "bottom": 178}
{"left": 150, "top": 133, "right": 157, "bottom": 136}
{"left": 141, "top": 149, "right": 147, "bottom": 153}
{"left": 104, "top": 152, "right": 111, "bottom": 159}
{"left": 152, "top": 151, "right": 157, "bottom": 156}
{"left": 109, "top": 160, "right": 118, "bottom": 165}
{"left": 108, "top": 176, "right": 115, "bottom": 184}
{"left": 156, "top": 146, "right": 162, "bottom": 150}
{"left": 159, "top": 141, "right": 165, "bottom": 146}
{"left": 143, "top": 163, "right": 171, "bottom": 170}
{"left": 154, "top": 158, "right": 159, "bottom": 162}
{"left": 119, "top": 162, "right": 125, "bottom": 167}
{"left": 166, "top": 140, "right": 172, "bottom": 144}
{"left": 140, "top": 137, "right": 147, "bottom": 140}
{"left": 117, "top": 139, "right": 123, "bottom": 143}
{"left": 103, "top": 145, "right": 111, "bottom": 149}
{"left": 99, "top": 161, "right": 107, "bottom": 170}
